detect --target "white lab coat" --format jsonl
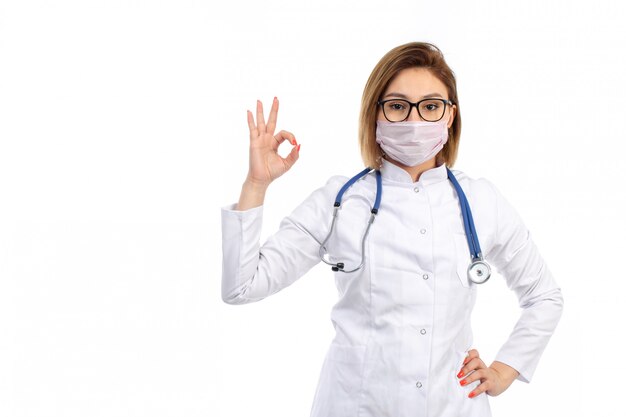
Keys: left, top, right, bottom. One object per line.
{"left": 220, "top": 158, "right": 564, "bottom": 417}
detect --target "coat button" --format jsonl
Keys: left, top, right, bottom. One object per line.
{"left": 415, "top": 381, "right": 422, "bottom": 388}
{"left": 420, "top": 228, "right": 427, "bottom": 234}
{"left": 422, "top": 273, "right": 429, "bottom": 280}
{"left": 420, "top": 329, "right": 426, "bottom": 335}
{"left": 413, "top": 187, "right": 420, "bottom": 193}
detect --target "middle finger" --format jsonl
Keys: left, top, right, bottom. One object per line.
{"left": 459, "top": 367, "right": 484, "bottom": 385}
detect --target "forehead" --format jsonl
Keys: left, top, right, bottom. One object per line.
{"left": 383, "top": 67, "right": 448, "bottom": 100}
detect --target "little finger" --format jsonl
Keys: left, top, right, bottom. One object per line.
{"left": 468, "top": 378, "right": 491, "bottom": 399}
{"left": 247, "top": 110, "right": 258, "bottom": 138}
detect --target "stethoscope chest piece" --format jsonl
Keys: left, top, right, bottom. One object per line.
{"left": 467, "top": 258, "right": 491, "bottom": 284}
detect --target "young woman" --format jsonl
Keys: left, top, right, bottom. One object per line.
{"left": 221, "top": 41, "right": 564, "bottom": 417}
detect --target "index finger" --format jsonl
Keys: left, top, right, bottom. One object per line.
{"left": 464, "top": 349, "right": 480, "bottom": 364}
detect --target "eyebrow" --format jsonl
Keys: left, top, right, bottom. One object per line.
{"left": 382, "top": 92, "right": 444, "bottom": 100}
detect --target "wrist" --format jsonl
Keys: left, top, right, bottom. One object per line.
{"left": 236, "top": 179, "right": 269, "bottom": 211}
{"left": 243, "top": 177, "right": 270, "bottom": 192}
{"left": 490, "top": 361, "right": 520, "bottom": 385}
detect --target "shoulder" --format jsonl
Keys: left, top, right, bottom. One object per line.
{"left": 447, "top": 168, "right": 524, "bottom": 228}
{"left": 319, "top": 174, "right": 351, "bottom": 197}
{"left": 283, "top": 173, "right": 351, "bottom": 232}
{"left": 450, "top": 167, "right": 525, "bottom": 232}
{"left": 307, "top": 170, "right": 380, "bottom": 209}
{"left": 448, "top": 167, "right": 500, "bottom": 203}
{"left": 325, "top": 174, "right": 351, "bottom": 188}
{"left": 291, "top": 174, "right": 350, "bottom": 212}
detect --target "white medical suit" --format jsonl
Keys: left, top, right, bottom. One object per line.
{"left": 220, "top": 158, "right": 564, "bottom": 417}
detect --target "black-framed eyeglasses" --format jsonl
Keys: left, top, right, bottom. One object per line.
{"left": 377, "top": 98, "right": 455, "bottom": 122}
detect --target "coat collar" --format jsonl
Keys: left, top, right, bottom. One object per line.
{"left": 378, "top": 157, "right": 449, "bottom": 186}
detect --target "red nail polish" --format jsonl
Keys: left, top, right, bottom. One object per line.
{"left": 468, "top": 391, "right": 476, "bottom": 398}
{"left": 297, "top": 144, "right": 301, "bottom": 152}
{"left": 460, "top": 379, "right": 467, "bottom": 386}
{"left": 457, "top": 370, "right": 464, "bottom": 378}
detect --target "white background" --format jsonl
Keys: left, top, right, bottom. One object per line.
{"left": 1, "top": 0, "right": 624, "bottom": 416}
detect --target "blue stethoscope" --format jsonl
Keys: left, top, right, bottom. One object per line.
{"left": 318, "top": 166, "right": 492, "bottom": 284}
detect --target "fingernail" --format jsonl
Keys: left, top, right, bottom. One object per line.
{"left": 460, "top": 379, "right": 467, "bottom": 386}
{"left": 468, "top": 392, "right": 476, "bottom": 398}
{"left": 274, "top": 96, "right": 277, "bottom": 100}
{"left": 297, "top": 144, "right": 301, "bottom": 152}
{"left": 457, "top": 370, "right": 464, "bottom": 378}
{"left": 463, "top": 357, "right": 469, "bottom": 365}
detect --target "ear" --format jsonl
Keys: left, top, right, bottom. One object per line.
{"left": 447, "top": 104, "right": 457, "bottom": 129}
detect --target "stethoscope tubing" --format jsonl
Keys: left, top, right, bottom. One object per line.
{"left": 320, "top": 169, "right": 381, "bottom": 273}
{"left": 319, "top": 166, "right": 491, "bottom": 283}
{"left": 445, "top": 167, "right": 482, "bottom": 260}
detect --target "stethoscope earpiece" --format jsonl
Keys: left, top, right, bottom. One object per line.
{"left": 331, "top": 262, "right": 344, "bottom": 272}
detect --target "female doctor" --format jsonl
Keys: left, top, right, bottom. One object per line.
{"left": 221, "top": 42, "right": 564, "bottom": 417}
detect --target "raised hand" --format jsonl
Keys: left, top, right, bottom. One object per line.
{"left": 245, "top": 97, "right": 300, "bottom": 188}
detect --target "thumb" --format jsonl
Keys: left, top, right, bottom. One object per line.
{"left": 282, "top": 143, "right": 300, "bottom": 171}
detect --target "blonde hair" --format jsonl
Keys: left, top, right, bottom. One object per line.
{"left": 358, "top": 42, "right": 462, "bottom": 169}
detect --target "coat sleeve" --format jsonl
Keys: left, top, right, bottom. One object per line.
{"left": 220, "top": 175, "right": 347, "bottom": 305}
{"left": 483, "top": 179, "right": 564, "bottom": 384}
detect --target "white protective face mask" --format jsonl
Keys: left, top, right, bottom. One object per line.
{"left": 375, "top": 118, "right": 449, "bottom": 167}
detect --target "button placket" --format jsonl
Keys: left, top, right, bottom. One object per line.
{"left": 407, "top": 183, "right": 432, "bottom": 394}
